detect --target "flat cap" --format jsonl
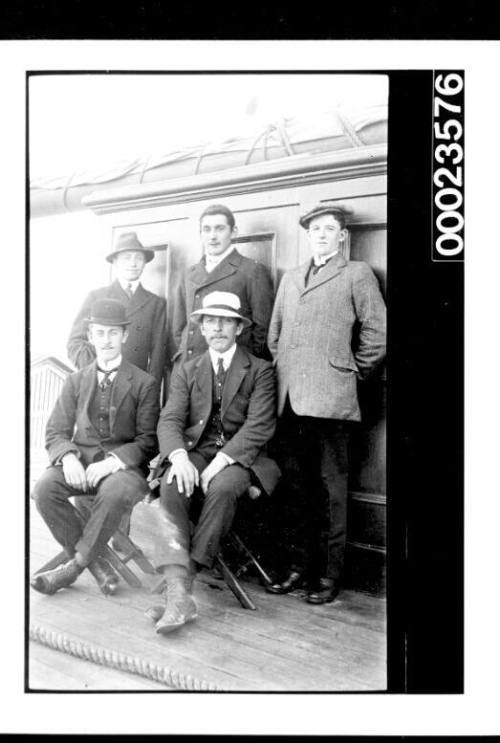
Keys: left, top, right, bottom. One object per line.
{"left": 299, "top": 204, "right": 350, "bottom": 230}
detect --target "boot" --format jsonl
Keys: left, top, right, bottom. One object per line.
{"left": 88, "top": 556, "right": 119, "bottom": 596}
{"left": 146, "top": 569, "right": 197, "bottom": 634}
{"left": 31, "top": 558, "right": 83, "bottom": 595}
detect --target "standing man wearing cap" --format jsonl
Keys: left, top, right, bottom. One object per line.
{"left": 146, "top": 291, "right": 280, "bottom": 634}
{"left": 67, "top": 231, "right": 167, "bottom": 388}
{"left": 31, "top": 299, "right": 159, "bottom": 596}
{"left": 172, "top": 203, "right": 274, "bottom": 364}
{"left": 266, "top": 204, "right": 386, "bottom": 604}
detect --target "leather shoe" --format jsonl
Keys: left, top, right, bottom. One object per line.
{"left": 145, "top": 572, "right": 197, "bottom": 634}
{"left": 306, "top": 578, "right": 340, "bottom": 604}
{"left": 31, "top": 558, "right": 83, "bottom": 595}
{"left": 88, "top": 556, "right": 119, "bottom": 596}
{"left": 265, "top": 570, "right": 305, "bottom": 595}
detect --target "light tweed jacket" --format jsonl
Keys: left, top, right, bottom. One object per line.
{"left": 268, "top": 253, "right": 386, "bottom": 421}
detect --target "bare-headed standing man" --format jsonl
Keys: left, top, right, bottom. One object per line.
{"left": 172, "top": 204, "right": 274, "bottom": 364}
{"left": 67, "top": 231, "right": 167, "bottom": 390}
{"left": 266, "top": 204, "right": 386, "bottom": 605}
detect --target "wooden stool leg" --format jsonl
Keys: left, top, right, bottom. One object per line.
{"left": 216, "top": 554, "right": 256, "bottom": 610}
{"left": 101, "top": 544, "right": 143, "bottom": 589}
{"left": 229, "top": 532, "right": 273, "bottom": 586}
{"left": 111, "top": 530, "right": 157, "bottom": 575}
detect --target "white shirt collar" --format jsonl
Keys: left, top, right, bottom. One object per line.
{"left": 204, "top": 245, "right": 235, "bottom": 273}
{"left": 313, "top": 249, "right": 338, "bottom": 267}
{"left": 97, "top": 354, "right": 122, "bottom": 373}
{"left": 119, "top": 278, "right": 141, "bottom": 294}
{"left": 208, "top": 344, "right": 237, "bottom": 373}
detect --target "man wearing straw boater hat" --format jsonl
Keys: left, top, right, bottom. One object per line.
{"left": 67, "top": 231, "right": 167, "bottom": 388}
{"left": 146, "top": 291, "right": 280, "bottom": 634}
{"left": 31, "top": 298, "right": 159, "bottom": 597}
{"left": 266, "top": 203, "right": 386, "bottom": 605}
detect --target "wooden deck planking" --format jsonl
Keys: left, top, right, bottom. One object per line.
{"left": 29, "top": 501, "right": 387, "bottom": 692}
{"left": 29, "top": 642, "right": 170, "bottom": 691}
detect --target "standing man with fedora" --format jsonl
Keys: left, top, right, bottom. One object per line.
{"left": 146, "top": 291, "right": 280, "bottom": 634}
{"left": 172, "top": 203, "right": 274, "bottom": 364}
{"left": 68, "top": 231, "right": 167, "bottom": 389}
{"left": 266, "top": 204, "right": 386, "bottom": 604}
{"left": 31, "top": 298, "right": 159, "bottom": 596}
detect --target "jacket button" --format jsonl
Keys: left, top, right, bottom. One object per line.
{"left": 187, "top": 440, "right": 192, "bottom": 446}
{"left": 188, "top": 349, "right": 193, "bottom": 355}
{"left": 199, "top": 419, "right": 203, "bottom": 425}
{"left": 134, "top": 347, "right": 139, "bottom": 351}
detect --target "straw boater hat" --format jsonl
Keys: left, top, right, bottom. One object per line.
{"left": 85, "top": 298, "right": 130, "bottom": 327}
{"left": 299, "top": 204, "right": 350, "bottom": 230}
{"left": 190, "top": 291, "right": 253, "bottom": 328}
{"left": 105, "top": 231, "right": 155, "bottom": 263}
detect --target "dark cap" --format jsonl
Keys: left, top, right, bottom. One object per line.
{"left": 299, "top": 204, "right": 350, "bottom": 230}
{"left": 86, "top": 298, "right": 130, "bottom": 327}
{"left": 106, "top": 232, "right": 155, "bottom": 264}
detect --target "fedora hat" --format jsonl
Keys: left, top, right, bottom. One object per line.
{"left": 299, "top": 204, "right": 350, "bottom": 230}
{"left": 190, "top": 291, "right": 252, "bottom": 328}
{"left": 106, "top": 232, "right": 155, "bottom": 263}
{"left": 86, "top": 298, "right": 130, "bottom": 327}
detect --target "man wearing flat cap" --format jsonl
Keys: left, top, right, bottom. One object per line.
{"left": 146, "top": 290, "right": 280, "bottom": 634}
{"left": 31, "top": 299, "right": 159, "bottom": 596}
{"left": 67, "top": 231, "right": 167, "bottom": 388}
{"left": 172, "top": 203, "right": 274, "bottom": 364}
{"left": 266, "top": 203, "right": 386, "bottom": 605}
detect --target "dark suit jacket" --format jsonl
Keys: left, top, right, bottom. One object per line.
{"left": 157, "top": 346, "right": 280, "bottom": 495}
{"left": 46, "top": 359, "right": 159, "bottom": 472}
{"left": 172, "top": 249, "right": 274, "bottom": 362}
{"left": 67, "top": 280, "right": 167, "bottom": 385}
{"left": 268, "top": 253, "right": 387, "bottom": 421}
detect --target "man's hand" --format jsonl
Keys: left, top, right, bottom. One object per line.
{"left": 62, "top": 452, "right": 87, "bottom": 491}
{"left": 200, "top": 454, "right": 229, "bottom": 494}
{"left": 167, "top": 452, "right": 199, "bottom": 497}
{"left": 86, "top": 458, "right": 116, "bottom": 489}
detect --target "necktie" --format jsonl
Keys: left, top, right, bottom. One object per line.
{"left": 215, "top": 357, "right": 226, "bottom": 401}
{"left": 125, "top": 282, "right": 133, "bottom": 299}
{"left": 97, "top": 366, "right": 119, "bottom": 390}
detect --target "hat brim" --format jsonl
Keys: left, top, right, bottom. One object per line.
{"left": 299, "top": 206, "right": 348, "bottom": 230}
{"left": 106, "top": 248, "right": 155, "bottom": 263}
{"left": 85, "top": 317, "right": 131, "bottom": 327}
{"left": 190, "top": 307, "right": 253, "bottom": 328}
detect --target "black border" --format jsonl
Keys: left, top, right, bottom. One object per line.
{"left": 26, "top": 69, "right": 464, "bottom": 694}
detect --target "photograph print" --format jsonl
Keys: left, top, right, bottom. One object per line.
{"left": 28, "top": 71, "right": 390, "bottom": 692}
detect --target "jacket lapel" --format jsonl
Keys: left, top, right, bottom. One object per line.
{"left": 301, "top": 253, "right": 346, "bottom": 295}
{"left": 221, "top": 346, "right": 249, "bottom": 419}
{"left": 194, "top": 352, "right": 215, "bottom": 422}
{"left": 127, "top": 283, "right": 152, "bottom": 316}
{"left": 188, "top": 248, "right": 240, "bottom": 290}
{"left": 109, "top": 360, "right": 133, "bottom": 433}
{"left": 79, "top": 361, "right": 99, "bottom": 435}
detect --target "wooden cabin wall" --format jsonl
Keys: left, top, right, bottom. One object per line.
{"left": 97, "top": 170, "right": 387, "bottom": 592}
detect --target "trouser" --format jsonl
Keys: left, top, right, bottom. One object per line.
{"left": 275, "top": 399, "right": 351, "bottom": 583}
{"left": 155, "top": 450, "right": 251, "bottom": 571}
{"left": 33, "top": 465, "right": 148, "bottom": 565}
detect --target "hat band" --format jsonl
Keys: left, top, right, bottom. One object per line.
{"left": 199, "top": 303, "right": 243, "bottom": 314}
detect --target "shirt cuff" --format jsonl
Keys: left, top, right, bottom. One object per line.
{"left": 169, "top": 448, "right": 188, "bottom": 463}
{"left": 216, "top": 451, "right": 234, "bottom": 466}
{"left": 106, "top": 453, "right": 126, "bottom": 472}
